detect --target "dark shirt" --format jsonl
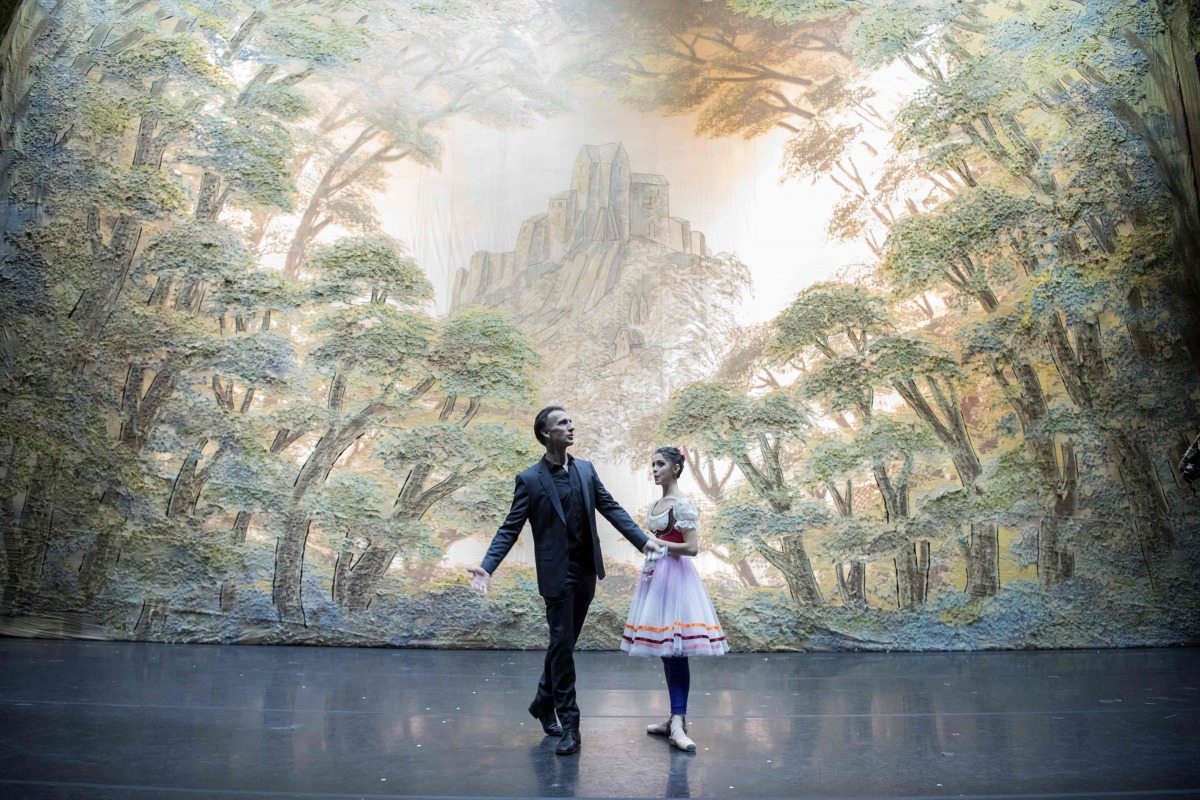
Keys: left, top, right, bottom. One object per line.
{"left": 545, "top": 456, "right": 587, "bottom": 554}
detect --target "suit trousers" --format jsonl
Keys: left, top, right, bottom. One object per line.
{"left": 532, "top": 551, "right": 596, "bottom": 733}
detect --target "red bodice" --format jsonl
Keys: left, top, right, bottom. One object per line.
{"left": 658, "top": 528, "right": 685, "bottom": 543}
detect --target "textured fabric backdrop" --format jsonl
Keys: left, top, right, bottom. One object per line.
{"left": 0, "top": 0, "right": 1198, "bottom": 650}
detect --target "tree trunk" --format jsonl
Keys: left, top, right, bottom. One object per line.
{"left": 1039, "top": 442, "right": 1078, "bottom": 588}
{"left": 1109, "top": 428, "right": 1173, "bottom": 552}
{"left": 118, "top": 365, "right": 177, "bottom": 452}
{"left": 328, "top": 372, "right": 347, "bottom": 411}
{"left": 0, "top": 0, "right": 54, "bottom": 236}
{"left": 69, "top": 213, "right": 143, "bottom": 342}
{"left": 835, "top": 560, "right": 866, "bottom": 604}
{"left": 133, "top": 597, "right": 168, "bottom": 639}
{"left": 1037, "top": 517, "right": 1075, "bottom": 589}
{"left": 194, "top": 171, "right": 224, "bottom": 222}
{"left": 231, "top": 510, "right": 251, "bottom": 543}
{"left": 166, "top": 438, "right": 213, "bottom": 518}
{"left": 892, "top": 377, "right": 982, "bottom": 490}
{"left": 272, "top": 510, "right": 311, "bottom": 624}
{"left": 756, "top": 537, "right": 822, "bottom": 607}
{"left": 283, "top": 128, "right": 377, "bottom": 276}
{"left": 732, "top": 558, "right": 760, "bottom": 588}
{"left": 1125, "top": 287, "right": 1156, "bottom": 358}
{"left": 333, "top": 542, "right": 395, "bottom": 611}
{"left": 895, "top": 541, "right": 930, "bottom": 608}
{"left": 292, "top": 429, "right": 352, "bottom": 501}
{"left": 270, "top": 416, "right": 376, "bottom": 619}
{"left": 965, "top": 522, "right": 999, "bottom": 598}
{"left": 220, "top": 580, "right": 237, "bottom": 612}
{"left": 78, "top": 529, "right": 122, "bottom": 600}
{"left": 3, "top": 464, "right": 58, "bottom": 607}
{"left": 1044, "top": 310, "right": 1175, "bottom": 551}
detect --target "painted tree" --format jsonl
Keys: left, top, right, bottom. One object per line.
{"left": 880, "top": 188, "right": 1086, "bottom": 584}
{"left": 803, "top": 435, "right": 870, "bottom": 604}
{"left": 268, "top": 236, "right": 540, "bottom": 621}
{"left": 560, "top": 0, "right": 851, "bottom": 137}
{"left": 732, "top": 0, "right": 1198, "bottom": 579}
{"left": 663, "top": 382, "right": 823, "bottom": 606}
{"left": 0, "top": 0, "right": 361, "bottom": 619}
{"left": 877, "top": 16, "right": 1190, "bottom": 562}
{"left": 269, "top": 235, "right": 435, "bottom": 623}
{"left": 330, "top": 309, "right": 539, "bottom": 611}
{"left": 278, "top": 2, "right": 569, "bottom": 276}
{"left": 773, "top": 282, "right": 950, "bottom": 604}
{"left": 853, "top": 418, "right": 939, "bottom": 606}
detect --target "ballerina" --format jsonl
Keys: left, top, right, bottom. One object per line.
{"left": 621, "top": 446, "right": 728, "bottom": 752}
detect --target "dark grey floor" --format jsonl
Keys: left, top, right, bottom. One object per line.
{"left": 0, "top": 640, "right": 1197, "bottom": 799}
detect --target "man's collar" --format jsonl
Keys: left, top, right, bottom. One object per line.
{"left": 542, "top": 453, "right": 575, "bottom": 470}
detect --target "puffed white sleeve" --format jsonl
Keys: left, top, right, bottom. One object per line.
{"left": 674, "top": 497, "right": 700, "bottom": 529}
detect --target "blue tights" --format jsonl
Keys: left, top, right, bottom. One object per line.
{"left": 661, "top": 656, "right": 690, "bottom": 715}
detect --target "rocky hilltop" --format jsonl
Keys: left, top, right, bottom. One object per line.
{"left": 451, "top": 143, "right": 710, "bottom": 326}
{"left": 450, "top": 142, "right": 746, "bottom": 460}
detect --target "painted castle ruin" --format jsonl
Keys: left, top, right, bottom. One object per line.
{"left": 450, "top": 143, "right": 710, "bottom": 321}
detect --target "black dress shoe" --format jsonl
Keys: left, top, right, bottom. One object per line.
{"left": 528, "top": 702, "right": 564, "bottom": 736}
{"left": 555, "top": 729, "right": 580, "bottom": 755}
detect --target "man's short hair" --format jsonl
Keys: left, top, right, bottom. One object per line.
{"left": 534, "top": 405, "right": 565, "bottom": 445}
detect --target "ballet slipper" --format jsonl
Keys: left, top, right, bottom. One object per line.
{"left": 669, "top": 714, "right": 696, "bottom": 752}
{"left": 646, "top": 717, "right": 672, "bottom": 736}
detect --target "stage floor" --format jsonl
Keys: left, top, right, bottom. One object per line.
{"left": 0, "top": 639, "right": 1197, "bottom": 799}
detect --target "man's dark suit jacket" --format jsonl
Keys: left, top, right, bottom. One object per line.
{"left": 480, "top": 457, "right": 649, "bottom": 598}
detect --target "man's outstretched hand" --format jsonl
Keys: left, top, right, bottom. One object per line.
{"left": 468, "top": 566, "right": 491, "bottom": 594}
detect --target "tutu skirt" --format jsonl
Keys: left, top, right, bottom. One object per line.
{"left": 621, "top": 554, "right": 728, "bottom": 657}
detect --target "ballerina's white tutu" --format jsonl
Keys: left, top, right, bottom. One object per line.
{"left": 621, "top": 497, "right": 729, "bottom": 657}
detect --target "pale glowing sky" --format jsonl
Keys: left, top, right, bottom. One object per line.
{"left": 375, "top": 65, "right": 922, "bottom": 326}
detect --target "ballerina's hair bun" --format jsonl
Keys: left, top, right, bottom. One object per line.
{"left": 654, "top": 445, "right": 685, "bottom": 477}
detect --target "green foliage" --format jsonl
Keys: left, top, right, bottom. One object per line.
{"left": 107, "top": 34, "right": 226, "bottom": 86}
{"left": 804, "top": 435, "right": 860, "bottom": 485}
{"left": 663, "top": 382, "right": 808, "bottom": 459}
{"left": 870, "top": 334, "right": 965, "bottom": 384}
{"left": 189, "top": 108, "right": 297, "bottom": 211}
{"left": 378, "top": 423, "right": 534, "bottom": 480}
{"left": 844, "top": 0, "right": 966, "bottom": 68}
{"left": 710, "top": 488, "right": 832, "bottom": 547}
{"left": 98, "top": 166, "right": 187, "bottom": 218}
{"left": 857, "top": 416, "right": 939, "bottom": 467}
{"left": 799, "top": 354, "right": 873, "bottom": 412}
{"left": 728, "top": 0, "right": 857, "bottom": 25}
{"left": 206, "top": 331, "right": 295, "bottom": 389}
{"left": 207, "top": 270, "right": 307, "bottom": 320}
{"left": 308, "top": 235, "right": 433, "bottom": 306}
{"left": 140, "top": 222, "right": 253, "bottom": 282}
{"left": 820, "top": 514, "right": 907, "bottom": 561}
{"left": 308, "top": 306, "right": 434, "bottom": 378}
{"left": 430, "top": 309, "right": 539, "bottom": 403}
{"left": 260, "top": 13, "right": 373, "bottom": 65}
{"left": 772, "top": 281, "right": 887, "bottom": 360}
{"left": 309, "top": 474, "right": 432, "bottom": 554}
{"left": 882, "top": 187, "right": 1032, "bottom": 299}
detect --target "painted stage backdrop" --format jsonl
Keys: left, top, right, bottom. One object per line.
{"left": 1, "top": 0, "right": 1198, "bottom": 650}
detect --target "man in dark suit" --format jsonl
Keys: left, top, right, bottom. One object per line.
{"left": 468, "top": 406, "right": 662, "bottom": 755}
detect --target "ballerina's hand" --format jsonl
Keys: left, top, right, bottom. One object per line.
{"left": 643, "top": 537, "right": 667, "bottom": 561}
{"left": 467, "top": 566, "right": 491, "bottom": 595}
